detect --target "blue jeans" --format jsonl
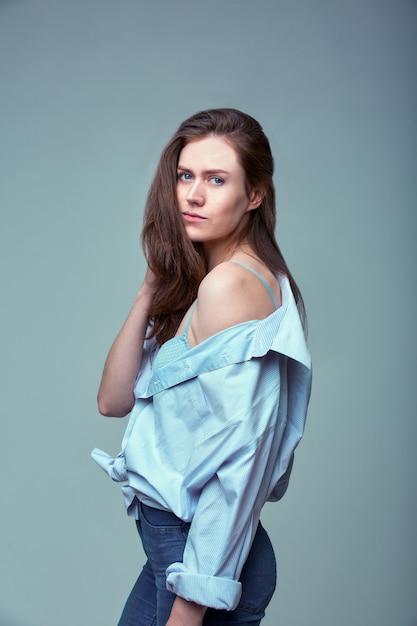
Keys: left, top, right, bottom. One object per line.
{"left": 118, "top": 502, "right": 276, "bottom": 626}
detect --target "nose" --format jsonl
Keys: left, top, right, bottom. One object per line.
{"left": 186, "top": 179, "right": 204, "bottom": 205}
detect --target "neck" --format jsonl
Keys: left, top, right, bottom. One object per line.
{"left": 204, "top": 239, "right": 247, "bottom": 271}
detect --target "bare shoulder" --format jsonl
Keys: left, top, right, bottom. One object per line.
{"left": 189, "top": 260, "right": 280, "bottom": 345}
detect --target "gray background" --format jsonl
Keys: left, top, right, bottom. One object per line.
{"left": 1, "top": 1, "right": 416, "bottom": 625}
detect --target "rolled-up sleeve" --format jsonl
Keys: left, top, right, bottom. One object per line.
{"left": 166, "top": 355, "right": 287, "bottom": 610}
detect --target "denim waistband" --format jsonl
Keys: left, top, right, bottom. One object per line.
{"left": 138, "top": 499, "right": 191, "bottom": 527}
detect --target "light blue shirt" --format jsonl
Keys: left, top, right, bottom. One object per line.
{"left": 92, "top": 274, "right": 312, "bottom": 610}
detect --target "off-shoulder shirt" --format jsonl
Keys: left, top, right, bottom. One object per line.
{"left": 92, "top": 273, "right": 312, "bottom": 611}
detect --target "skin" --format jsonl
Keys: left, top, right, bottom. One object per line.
{"left": 177, "top": 135, "right": 259, "bottom": 267}
{"left": 97, "top": 135, "right": 281, "bottom": 625}
{"left": 176, "top": 136, "right": 281, "bottom": 347}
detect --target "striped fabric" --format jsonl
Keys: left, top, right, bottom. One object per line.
{"left": 92, "top": 274, "right": 312, "bottom": 611}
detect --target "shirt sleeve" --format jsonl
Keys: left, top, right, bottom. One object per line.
{"left": 166, "top": 355, "right": 286, "bottom": 610}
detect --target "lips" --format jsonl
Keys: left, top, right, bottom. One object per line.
{"left": 182, "top": 211, "right": 207, "bottom": 222}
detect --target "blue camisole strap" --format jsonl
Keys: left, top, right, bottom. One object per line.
{"left": 229, "top": 260, "right": 279, "bottom": 309}
{"left": 183, "top": 301, "right": 197, "bottom": 335}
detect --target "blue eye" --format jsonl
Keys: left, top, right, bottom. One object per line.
{"left": 211, "top": 176, "right": 224, "bottom": 185}
{"left": 178, "top": 171, "right": 192, "bottom": 181}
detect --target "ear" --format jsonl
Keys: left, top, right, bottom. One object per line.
{"left": 247, "top": 187, "right": 264, "bottom": 211}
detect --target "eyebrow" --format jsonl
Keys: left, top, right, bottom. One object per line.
{"left": 177, "top": 166, "right": 230, "bottom": 175}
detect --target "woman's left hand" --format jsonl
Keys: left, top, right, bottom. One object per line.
{"left": 166, "top": 596, "right": 207, "bottom": 626}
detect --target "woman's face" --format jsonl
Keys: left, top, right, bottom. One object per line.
{"left": 176, "top": 136, "right": 260, "bottom": 251}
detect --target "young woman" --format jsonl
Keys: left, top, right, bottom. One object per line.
{"left": 92, "top": 108, "right": 312, "bottom": 626}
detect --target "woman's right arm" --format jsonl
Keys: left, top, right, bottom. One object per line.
{"left": 97, "top": 268, "right": 157, "bottom": 417}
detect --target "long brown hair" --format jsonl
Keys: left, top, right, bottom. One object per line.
{"left": 142, "top": 108, "right": 306, "bottom": 344}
